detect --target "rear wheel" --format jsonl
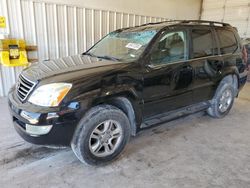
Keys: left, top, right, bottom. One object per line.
{"left": 71, "top": 105, "right": 130, "bottom": 166}
{"left": 207, "top": 82, "right": 235, "bottom": 118}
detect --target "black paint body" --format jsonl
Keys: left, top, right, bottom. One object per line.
{"left": 8, "top": 21, "right": 248, "bottom": 146}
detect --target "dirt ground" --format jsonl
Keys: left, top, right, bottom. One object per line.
{"left": 0, "top": 83, "right": 250, "bottom": 188}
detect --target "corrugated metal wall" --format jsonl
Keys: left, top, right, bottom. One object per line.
{"left": 0, "top": 0, "right": 167, "bottom": 97}
{"left": 201, "top": 0, "right": 250, "bottom": 37}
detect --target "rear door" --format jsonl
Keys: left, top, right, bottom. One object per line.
{"left": 215, "top": 27, "right": 244, "bottom": 72}
{"left": 189, "top": 26, "right": 222, "bottom": 103}
{"left": 142, "top": 28, "right": 193, "bottom": 118}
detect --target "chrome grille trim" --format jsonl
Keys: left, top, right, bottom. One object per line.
{"left": 16, "top": 74, "right": 36, "bottom": 102}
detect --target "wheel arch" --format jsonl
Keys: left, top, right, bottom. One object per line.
{"left": 95, "top": 91, "right": 142, "bottom": 136}
{"left": 107, "top": 97, "right": 139, "bottom": 136}
{"left": 219, "top": 73, "right": 239, "bottom": 97}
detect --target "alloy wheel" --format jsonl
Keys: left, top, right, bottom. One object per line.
{"left": 89, "top": 120, "right": 123, "bottom": 157}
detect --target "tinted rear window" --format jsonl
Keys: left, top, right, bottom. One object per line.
{"left": 192, "top": 29, "right": 216, "bottom": 58}
{"left": 216, "top": 29, "right": 238, "bottom": 54}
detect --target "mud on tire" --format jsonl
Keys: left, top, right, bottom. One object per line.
{"left": 207, "top": 80, "right": 235, "bottom": 118}
{"left": 71, "top": 105, "right": 131, "bottom": 166}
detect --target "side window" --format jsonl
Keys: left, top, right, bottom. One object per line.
{"left": 150, "top": 31, "right": 187, "bottom": 65}
{"left": 192, "top": 29, "right": 215, "bottom": 58}
{"left": 216, "top": 29, "right": 237, "bottom": 54}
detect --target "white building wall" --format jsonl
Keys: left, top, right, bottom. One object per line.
{"left": 36, "top": 0, "right": 202, "bottom": 19}
{"left": 201, "top": 0, "right": 250, "bottom": 38}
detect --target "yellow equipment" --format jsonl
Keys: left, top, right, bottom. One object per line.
{"left": 0, "top": 16, "right": 6, "bottom": 28}
{"left": 0, "top": 39, "right": 29, "bottom": 67}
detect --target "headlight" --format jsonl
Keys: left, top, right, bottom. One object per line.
{"left": 28, "top": 83, "right": 72, "bottom": 107}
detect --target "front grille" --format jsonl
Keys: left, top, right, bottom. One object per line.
{"left": 16, "top": 75, "right": 36, "bottom": 102}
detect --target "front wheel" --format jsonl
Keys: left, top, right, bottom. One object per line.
{"left": 71, "top": 105, "right": 131, "bottom": 166}
{"left": 207, "top": 83, "right": 235, "bottom": 118}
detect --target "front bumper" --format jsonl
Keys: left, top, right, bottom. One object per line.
{"left": 8, "top": 89, "right": 83, "bottom": 146}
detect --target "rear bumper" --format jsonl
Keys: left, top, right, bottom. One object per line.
{"left": 239, "top": 70, "right": 248, "bottom": 91}
{"left": 8, "top": 89, "right": 83, "bottom": 146}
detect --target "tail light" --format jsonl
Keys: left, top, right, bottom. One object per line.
{"left": 242, "top": 45, "right": 249, "bottom": 70}
{"left": 242, "top": 46, "right": 248, "bottom": 64}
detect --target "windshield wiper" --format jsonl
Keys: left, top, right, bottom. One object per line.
{"left": 95, "top": 55, "right": 120, "bottom": 61}
{"left": 82, "top": 52, "right": 95, "bottom": 57}
{"left": 83, "top": 52, "right": 120, "bottom": 61}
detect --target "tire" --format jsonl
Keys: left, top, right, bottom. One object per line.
{"left": 71, "top": 105, "right": 131, "bottom": 166}
{"left": 207, "top": 82, "right": 235, "bottom": 118}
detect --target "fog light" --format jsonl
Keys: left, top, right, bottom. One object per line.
{"left": 21, "top": 111, "right": 39, "bottom": 124}
{"left": 26, "top": 124, "right": 53, "bottom": 136}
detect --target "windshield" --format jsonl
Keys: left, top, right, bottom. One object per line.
{"left": 87, "top": 29, "right": 158, "bottom": 62}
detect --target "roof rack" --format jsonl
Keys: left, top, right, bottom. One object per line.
{"left": 140, "top": 20, "right": 178, "bottom": 26}
{"left": 179, "top": 20, "right": 231, "bottom": 27}
{"left": 140, "top": 19, "right": 231, "bottom": 27}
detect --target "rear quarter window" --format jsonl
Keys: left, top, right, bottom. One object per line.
{"left": 191, "top": 28, "right": 216, "bottom": 58}
{"left": 216, "top": 29, "right": 238, "bottom": 54}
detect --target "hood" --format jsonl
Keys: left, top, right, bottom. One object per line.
{"left": 21, "top": 55, "right": 129, "bottom": 82}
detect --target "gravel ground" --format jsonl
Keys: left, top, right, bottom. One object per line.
{"left": 0, "top": 83, "right": 250, "bottom": 188}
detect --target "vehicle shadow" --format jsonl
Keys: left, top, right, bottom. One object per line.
{"left": 0, "top": 144, "right": 70, "bottom": 169}
{"left": 124, "top": 111, "right": 210, "bottom": 157}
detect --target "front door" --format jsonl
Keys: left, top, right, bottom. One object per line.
{"left": 142, "top": 29, "right": 193, "bottom": 118}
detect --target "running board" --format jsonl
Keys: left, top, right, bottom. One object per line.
{"left": 141, "top": 102, "right": 210, "bottom": 129}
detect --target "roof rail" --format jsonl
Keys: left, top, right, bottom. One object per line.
{"left": 139, "top": 20, "right": 231, "bottom": 27}
{"left": 139, "top": 20, "right": 180, "bottom": 27}
{"left": 178, "top": 20, "right": 231, "bottom": 27}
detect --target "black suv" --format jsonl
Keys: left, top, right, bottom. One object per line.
{"left": 8, "top": 20, "right": 248, "bottom": 165}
